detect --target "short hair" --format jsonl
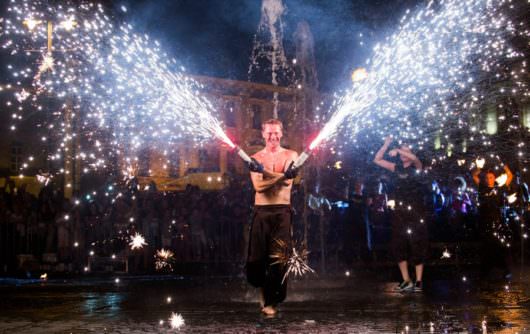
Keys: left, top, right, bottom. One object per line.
{"left": 261, "top": 118, "right": 283, "bottom": 131}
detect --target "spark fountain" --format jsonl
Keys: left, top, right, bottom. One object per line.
{"left": 1, "top": 0, "right": 247, "bottom": 178}
{"left": 307, "top": 0, "right": 529, "bottom": 160}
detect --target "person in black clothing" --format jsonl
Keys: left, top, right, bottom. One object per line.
{"left": 343, "top": 180, "right": 372, "bottom": 267}
{"left": 374, "top": 137, "right": 428, "bottom": 292}
{"left": 472, "top": 163, "right": 513, "bottom": 278}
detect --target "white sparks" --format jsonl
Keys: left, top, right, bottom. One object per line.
{"left": 129, "top": 232, "right": 147, "bottom": 250}
{"left": 169, "top": 312, "right": 185, "bottom": 329}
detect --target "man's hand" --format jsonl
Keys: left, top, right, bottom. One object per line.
{"left": 248, "top": 158, "right": 264, "bottom": 173}
{"left": 388, "top": 149, "right": 398, "bottom": 157}
{"left": 384, "top": 136, "right": 393, "bottom": 146}
{"left": 284, "top": 161, "right": 299, "bottom": 179}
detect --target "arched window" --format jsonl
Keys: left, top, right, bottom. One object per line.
{"left": 251, "top": 104, "right": 262, "bottom": 130}
{"left": 225, "top": 101, "right": 236, "bottom": 127}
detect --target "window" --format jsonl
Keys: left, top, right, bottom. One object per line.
{"left": 10, "top": 142, "right": 22, "bottom": 173}
{"left": 251, "top": 104, "right": 262, "bottom": 130}
{"left": 169, "top": 150, "right": 180, "bottom": 177}
{"left": 225, "top": 101, "right": 236, "bottom": 127}
{"left": 137, "top": 149, "right": 151, "bottom": 176}
{"left": 198, "top": 148, "right": 220, "bottom": 172}
{"left": 278, "top": 108, "right": 289, "bottom": 130}
{"left": 523, "top": 105, "right": 530, "bottom": 129}
{"left": 485, "top": 105, "right": 497, "bottom": 135}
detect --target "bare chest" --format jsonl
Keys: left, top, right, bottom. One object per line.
{"left": 258, "top": 153, "right": 289, "bottom": 173}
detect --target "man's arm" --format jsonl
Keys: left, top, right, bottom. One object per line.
{"left": 373, "top": 137, "right": 396, "bottom": 172}
{"left": 249, "top": 153, "right": 288, "bottom": 193}
{"left": 250, "top": 170, "right": 286, "bottom": 193}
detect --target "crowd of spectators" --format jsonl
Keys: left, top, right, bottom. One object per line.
{"left": 0, "top": 177, "right": 254, "bottom": 274}
{"left": 1, "top": 170, "right": 529, "bottom": 275}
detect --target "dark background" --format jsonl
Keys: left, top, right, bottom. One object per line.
{"left": 113, "top": 0, "right": 421, "bottom": 92}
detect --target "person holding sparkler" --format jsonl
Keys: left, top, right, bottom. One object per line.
{"left": 374, "top": 137, "right": 428, "bottom": 292}
{"left": 472, "top": 162, "right": 514, "bottom": 279}
{"left": 246, "top": 119, "right": 299, "bottom": 316}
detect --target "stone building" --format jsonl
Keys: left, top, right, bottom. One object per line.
{"left": 134, "top": 75, "right": 322, "bottom": 191}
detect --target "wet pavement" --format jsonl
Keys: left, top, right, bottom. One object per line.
{"left": 1, "top": 268, "right": 530, "bottom": 333}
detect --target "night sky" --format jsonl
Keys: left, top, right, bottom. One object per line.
{"left": 117, "top": 0, "right": 421, "bottom": 92}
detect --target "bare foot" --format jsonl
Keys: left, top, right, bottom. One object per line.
{"left": 261, "top": 306, "right": 277, "bottom": 316}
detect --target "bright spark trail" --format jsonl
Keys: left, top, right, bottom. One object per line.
{"left": 310, "top": 0, "right": 529, "bottom": 154}
{"left": 1, "top": 0, "right": 236, "bottom": 177}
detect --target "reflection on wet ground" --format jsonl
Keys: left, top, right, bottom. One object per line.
{"left": 0, "top": 270, "right": 529, "bottom": 333}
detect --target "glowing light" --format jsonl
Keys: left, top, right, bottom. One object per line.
{"left": 38, "top": 53, "right": 54, "bottom": 74}
{"left": 23, "top": 18, "right": 41, "bottom": 30}
{"left": 507, "top": 193, "right": 517, "bottom": 204}
{"left": 154, "top": 248, "right": 175, "bottom": 271}
{"left": 129, "top": 233, "right": 147, "bottom": 250}
{"left": 59, "top": 18, "right": 77, "bottom": 31}
{"left": 441, "top": 249, "right": 451, "bottom": 259}
{"left": 476, "top": 158, "right": 486, "bottom": 169}
{"left": 495, "top": 173, "right": 508, "bottom": 187}
{"left": 351, "top": 68, "right": 368, "bottom": 82}
{"left": 270, "top": 239, "right": 315, "bottom": 284}
{"left": 169, "top": 312, "right": 185, "bottom": 329}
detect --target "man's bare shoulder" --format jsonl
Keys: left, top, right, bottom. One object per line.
{"left": 251, "top": 149, "right": 266, "bottom": 161}
{"left": 282, "top": 148, "right": 298, "bottom": 159}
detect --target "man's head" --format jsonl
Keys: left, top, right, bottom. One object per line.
{"left": 261, "top": 118, "right": 283, "bottom": 150}
{"left": 353, "top": 180, "right": 364, "bottom": 195}
{"left": 485, "top": 170, "right": 496, "bottom": 188}
{"left": 399, "top": 144, "right": 413, "bottom": 164}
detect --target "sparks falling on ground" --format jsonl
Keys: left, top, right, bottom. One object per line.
{"left": 271, "top": 239, "right": 315, "bottom": 284}
{"left": 310, "top": 0, "right": 529, "bottom": 151}
{"left": 169, "top": 312, "right": 185, "bottom": 330}
{"left": 154, "top": 248, "right": 175, "bottom": 271}
{"left": 129, "top": 232, "right": 147, "bottom": 250}
{"left": 1, "top": 0, "right": 234, "bottom": 178}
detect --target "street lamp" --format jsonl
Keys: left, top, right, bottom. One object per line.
{"left": 23, "top": 17, "right": 79, "bottom": 198}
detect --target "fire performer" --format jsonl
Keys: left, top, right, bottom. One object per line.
{"left": 245, "top": 118, "right": 299, "bottom": 316}
{"left": 374, "top": 137, "right": 428, "bottom": 292}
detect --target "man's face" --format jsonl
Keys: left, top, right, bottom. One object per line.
{"left": 262, "top": 124, "right": 282, "bottom": 149}
{"left": 486, "top": 172, "right": 496, "bottom": 188}
{"left": 399, "top": 145, "right": 412, "bottom": 164}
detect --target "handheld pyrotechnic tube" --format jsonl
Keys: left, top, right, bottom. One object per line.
{"left": 214, "top": 128, "right": 252, "bottom": 164}
{"left": 235, "top": 146, "right": 252, "bottom": 164}
{"left": 292, "top": 149, "right": 312, "bottom": 169}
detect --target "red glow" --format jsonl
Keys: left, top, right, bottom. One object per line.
{"left": 222, "top": 136, "right": 236, "bottom": 149}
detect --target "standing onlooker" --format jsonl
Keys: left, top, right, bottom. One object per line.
{"left": 472, "top": 163, "right": 513, "bottom": 278}
{"left": 374, "top": 137, "right": 428, "bottom": 292}
{"left": 343, "top": 179, "right": 372, "bottom": 267}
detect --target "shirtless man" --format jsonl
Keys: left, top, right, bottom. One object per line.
{"left": 246, "top": 118, "right": 298, "bottom": 316}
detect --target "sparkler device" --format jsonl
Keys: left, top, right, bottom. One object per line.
{"left": 292, "top": 149, "right": 312, "bottom": 169}
{"left": 235, "top": 145, "right": 252, "bottom": 164}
